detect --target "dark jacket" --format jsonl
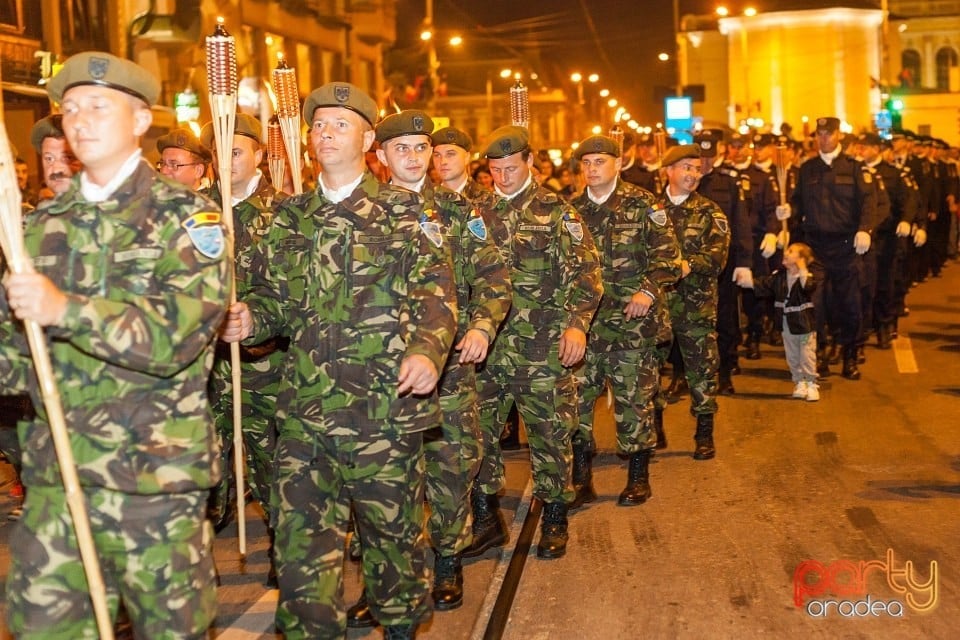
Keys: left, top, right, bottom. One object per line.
{"left": 752, "top": 264, "right": 821, "bottom": 335}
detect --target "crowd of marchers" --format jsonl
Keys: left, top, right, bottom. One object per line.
{"left": 2, "top": 49, "right": 958, "bottom": 640}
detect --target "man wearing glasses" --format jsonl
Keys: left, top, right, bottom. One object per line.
{"left": 156, "top": 127, "right": 210, "bottom": 190}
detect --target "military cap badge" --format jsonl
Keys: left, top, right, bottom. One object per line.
{"left": 88, "top": 56, "right": 109, "bottom": 80}
{"left": 335, "top": 85, "right": 350, "bottom": 103}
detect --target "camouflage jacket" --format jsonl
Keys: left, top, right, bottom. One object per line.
{"left": 660, "top": 190, "right": 730, "bottom": 303}
{"left": 0, "top": 160, "right": 230, "bottom": 494}
{"left": 572, "top": 180, "right": 681, "bottom": 351}
{"left": 240, "top": 171, "right": 457, "bottom": 435}
{"left": 486, "top": 181, "right": 603, "bottom": 367}
{"left": 204, "top": 174, "right": 290, "bottom": 364}
{"left": 462, "top": 179, "right": 493, "bottom": 202}
{"left": 423, "top": 182, "right": 511, "bottom": 349}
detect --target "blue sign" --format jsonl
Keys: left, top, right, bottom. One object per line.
{"left": 665, "top": 96, "right": 693, "bottom": 144}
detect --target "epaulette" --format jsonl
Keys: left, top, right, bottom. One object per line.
{"left": 860, "top": 165, "right": 874, "bottom": 184}
{"left": 717, "top": 166, "right": 738, "bottom": 178}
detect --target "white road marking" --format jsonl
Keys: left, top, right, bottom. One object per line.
{"left": 893, "top": 334, "right": 919, "bottom": 373}
{"left": 216, "top": 589, "right": 278, "bottom": 639}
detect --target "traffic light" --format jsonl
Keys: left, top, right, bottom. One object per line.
{"left": 886, "top": 98, "right": 904, "bottom": 129}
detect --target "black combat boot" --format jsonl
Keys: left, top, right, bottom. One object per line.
{"left": 816, "top": 348, "right": 830, "bottom": 377}
{"left": 383, "top": 624, "right": 418, "bottom": 639}
{"left": 462, "top": 491, "right": 507, "bottom": 557}
{"left": 568, "top": 440, "right": 596, "bottom": 510}
{"left": 744, "top": 335, "right": 761, "bottom": 360}
{"left": 653, "top": 408, "right": 667, "bottom": 450}
{"left": 827, "top": 341, "right": 842, "bottom": 365}
{"left": 346, "top": 592, "right": 375, "bottom": 629}
{"left": 617, "top": 451, "right": 652, "bottom": 506}
{"left": 693, "top": 414, "right": 716, "bottom": 460}
{"left": 857, "top": 345, "right": 867, "bottom": 364}
{"left": 842, "top": 346, "right": 861, "bottom": 380}
{"left": 431, "top": 551, "right": 463, "bottom": 611}
{"left": 536, "top": 501, "right": 569, "bottom": 559}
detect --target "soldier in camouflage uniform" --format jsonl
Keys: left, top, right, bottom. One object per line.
{"left": 569, "top": 136, "right": 680, "bottom": 508}
{"left": 0, "top": 51, "right": 228, "bottom": 639}
{"left": 156, "top": 127, "right": 210, "bottom": 191}
{"left": 365, "top": 111, "right": 510, "bottom": 612}
{"left": 658, "top": 144, "right": 730, "bottom": 460}
{"left": 468, "top": 125, "right": 602, "bottom": 560}
{"left": 199, "top": 114, "right": 288, "bottom": 586}
{"left": 220, "top": 83, "right": 457, "bottom": 640}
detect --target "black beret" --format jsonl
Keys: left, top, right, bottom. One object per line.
{"left": 752, "top": 133, "right": 775, "bottom": 147}
{"left": 158, "top": 127, "right": 211, "bottom": 162}
{"left": 431, "top": 126, "right": 472, "bottom": 151}
{"left": 661, "top": 143, "right": 701, "bottom": 167}
{"left": 483, "top": 125, "right": 530, "bottom": 159}
{"left": 48, "top": 51, "right": 160, "bottom": 105}
{"left": 200, "top": 113, "right": 261, "bottom": 150}
{"left": 29, "top": 115, "right": 65, "bottom": 153}
{"left": 815, "top": 117, "right": 841, "bottom": 133}
{"left": 573, "top": 135, "right": 620, "bottom": 160}
{"left": 303, "top": 82, "right": 378, "bottom": 126}
{"left": 375, "top": 110, "right": 434, "bottom": 144}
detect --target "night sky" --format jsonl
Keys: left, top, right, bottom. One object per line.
{"left": 396, "top": 0, "right": 881, "bottom": 123}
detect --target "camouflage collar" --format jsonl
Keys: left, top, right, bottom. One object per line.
{"left": 44, "top": 160, "right": 155, "bottom": 215}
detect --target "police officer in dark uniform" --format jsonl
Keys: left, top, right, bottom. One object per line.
{"left": 695, "top": 129, "right": 752, "bottom": 394}
{"left": 858, "top": 132, "right": 919, "bottom": 348}
{"left": 621, "top": 132, "right": 665, "bottom": 196}
{"left": 788, "top": 116, "right": 878, "bottom": 380}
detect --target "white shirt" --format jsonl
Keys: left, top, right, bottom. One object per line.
{"left": 449, "top": 176, "right": 469, "bottom": 194}
{"left": 495, "top": 174, "right": 533, "bottom": 200}
{"left": 80, "top": 150, "right": 143, "bottom": 203}
{"left": 587, "top": 181, "right": 616, "bottom": 205}
{"left": 665, "top": 185, "right": 689, "bottom": 206}
{"left": 320, "top": 171, "right": 364, "bottom": 203}
{"left": 819, "top": 146, "right": 842, "bottom": 167}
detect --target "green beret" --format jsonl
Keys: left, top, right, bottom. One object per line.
{"left": 431, "top": 126, "right": 472, "bottom": 151}
{"left": 29, "top": 115, "right": 66, "bottom": 153}
{"left": 661, "top": 143, "right": 701, "bottom": 167}
{"left": 483, "top": 125, "right": 530, "bottom": 159}
{"left": 303, "top": 82, "right": 378, "bottom": 127}
{"left": 47, "top": 51, "right": 160, "bottom": 105}
{"left": 573, "top": 135, "right": 620, "bottom": 160}
{"left": 815, "top": 116, "right": 840, "bottom": 133}
{"left": 158, "top": 128, "right": 211, "bottom": 162}
{"left": 199, "top": 113, "right": 261, "bottom": 150}
{"left": 375, "top": 110, "right": 434, "bottom": 144}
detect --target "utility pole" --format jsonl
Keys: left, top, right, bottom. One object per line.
{"left": 425, "top": 0, "right": 440, "bottom": 114}
{"left": 673, "top": 0, "right": 683, "bottom": 97}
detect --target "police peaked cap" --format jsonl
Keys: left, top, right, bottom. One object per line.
{"left": 375, "top": 110, "right": 434, "bottom": 144}
{"left": 815, "top": 117, "right": 841, "bottom": 133}
{"left": 573, "top": 135, "right": 620, "bottom": 160}
{"left": 200, "top": 113, "right": 262, "bottom": 150}
{"left": 483, "top": 125, "right": 530, "bottom": 159}
{"left": 431, "top": 126, "right": 473, "bottom": 152}
{"left": 48, "top": 51, "right": 160, "bottom": 105}
{"left": 303, "top": 82, "right": 379, "bottom": 127}
{"left": 29, "top": 115, "right": 66, "bottom": 153}
{"left": 661, "top": 143, "right": 701, "bottom": 167}
{"left": 693, "top": 130, "right": 719, "bottom": 158}
{"left": 752, "top": 133, "right": 776, "bottom": 147}
{"left": 158, "top": 127, "right": 212, "bottom": 162}
{"left": 857, "top": 132, "right": 884, "bottom": 147}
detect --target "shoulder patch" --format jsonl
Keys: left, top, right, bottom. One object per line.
{"left": 466, "top": 209, "right": 487, "bottom": 240}
{"left": 420, "top": 207, "right": 444, "bottom": 248}
{"left": 182, "top": 211, "right": 225, "bottom": 259}
{"left": 713, "top": 214, "right": 729, "bottom": 235}
{"left": 564, "top": 220, "right": 584, "bottom": 242}
{"left": 648, "top": 203, "right": 668, "bottom": 226}
{"left": 862, "top": 170, "right": 873, "bottom": 184}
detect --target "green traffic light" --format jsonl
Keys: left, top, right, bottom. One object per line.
{"left": 891, "top": 99, "right": 904, "bottom": 111}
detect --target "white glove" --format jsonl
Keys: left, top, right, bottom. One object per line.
{"left": 760, "top": 233, "right": 778, "bottom": 258}
{"left": 775, "top": 204, "right": 791, "bottom": 221}
{"left": 777, "top": 229, "right": 790, "bottom": 249}
{"left": 896, "top": 221, "right": 912, "bottom": 237}
{"left": 913, "top": 227, "right": 927, "bottom": 247}
{"left": 854, "top": 231, "right": 871, "bottom": 255}
{"left": 732, "top": 267, "right": 754, "bottom": 288}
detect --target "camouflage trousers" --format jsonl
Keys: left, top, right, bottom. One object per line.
{"left": 475, "top": 364, "right": 576, "bottom": 503}
{"left": 272, "top": 425, "right": 430, "bottom": 639}
{"left": 575, "top": 346, "right": 660, "bottom": 454}
{"left": 5, "top": 485, "right": 216, "bottom": 640}
{"left": 665, "top": 290, "right": 720, "bottom": 415}
{"left": 209, "top": 357, "right": 282, "bottom": 522}
{"left": 425, "top": 362, "right": 482, "bottom": 555}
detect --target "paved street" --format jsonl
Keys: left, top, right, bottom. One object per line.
{"left": 1, "top": 260, "right": 958, "bottom": 639}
